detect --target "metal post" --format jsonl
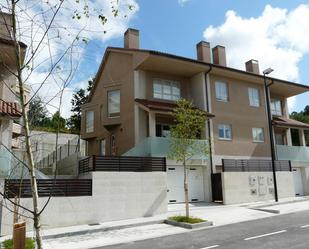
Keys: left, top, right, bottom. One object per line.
{"left": 264, "top": 74, "right": 278, "bottom": 202}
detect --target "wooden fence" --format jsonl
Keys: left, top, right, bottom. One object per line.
{"left": 4, "top": 179, "right": 92, "bottom": 198}
{"left": 79, "top": 155, "right": 166, "bottom": 174}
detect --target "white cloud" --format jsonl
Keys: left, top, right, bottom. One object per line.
{"left": 203, "top": 4, "right": 309, "bottom": 110}
{"left": 178, "top": 0, "right": 191, "bottom": 7}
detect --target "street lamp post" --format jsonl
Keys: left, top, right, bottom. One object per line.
{"left": 263, "top": 68, "right": 278, "bottom": 202}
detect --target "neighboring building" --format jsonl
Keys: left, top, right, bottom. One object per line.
{"left": 81, "top": 28, "right": 309, "bottom": 204}
{"left": 0, "top": 12, "right": 28, "bottom": 177}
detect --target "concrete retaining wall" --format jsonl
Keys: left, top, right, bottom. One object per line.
{"left": 0, "top": 171, "right": 167, "bottom": 236}
{"left": 222, "top": 171, "right": 295, "bottom": 204}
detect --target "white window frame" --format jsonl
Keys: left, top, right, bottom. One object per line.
{"left": 252, "top": 128, "right": 264, "bottom": 143}
{"left": 271, "top": 99, "right": 282, "bottom": 116}
{"left": 108, "top": 90, "right": 120, "bottom": 118}
{"left": 218, "top": 124, "right": 232, "bottom": 140}
{"left": 153, "top": 79, "right": 180, "bottom": 101}
{"left": 248, "top": 87, "right": 260, "bottom": 107}
{"left": 215, "top": 81, "right": 228, "bottom": 102}
{"left": 85, "top": 110, "right": 94, "bottom": 133}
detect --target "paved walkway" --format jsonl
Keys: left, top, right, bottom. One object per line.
{"left": 1, "top": 197, "right": 308, "bottom": 248}
{"left": 40, "top": 197, "right": 309, "bottom": 249}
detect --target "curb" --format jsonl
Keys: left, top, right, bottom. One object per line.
{"left": 247, "top": 197, "right": 309, "bottom": 209}
{"left": 42, "top": 219, "right": 165, "bottom": 240}
{"left": 250, "top": 208, "right": 280, "bottom": 214}
{"left": 164, "top": 219, "right": 213, "bottom": 229}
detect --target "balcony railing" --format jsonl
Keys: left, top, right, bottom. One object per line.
{"left": 276, "top": 145, "right": 309, "bottom": 162}
{"left": 123, "top": 137, "right": 208, "bottom": 159}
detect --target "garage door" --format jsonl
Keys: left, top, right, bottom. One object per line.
{"left": 292, "top": 168, "right": 304, "bottom": 196}
{"left": 167, "top": 166, "right": 204, "bottom": 203}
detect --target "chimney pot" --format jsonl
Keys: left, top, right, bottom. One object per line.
{"left": 124, "top": 28, "right": 139, "bottom": 49}
{"left": 245, "top": 59, "right": 260, "bottom": 74}
{"left": 212, "top": 45, "right": 226, "bottom": 66}
{"left": 196, "top": 41, "right": 211, "bottom": 63}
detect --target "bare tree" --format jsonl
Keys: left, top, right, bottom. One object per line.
{"left": 0, "top": 1, "right": 136, "bottom": 248}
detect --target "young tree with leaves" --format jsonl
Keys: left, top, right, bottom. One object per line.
{"left": 168, "top": 99, "right": 209, "bottom": 218}
{"left": 28, "top": 96, "right": 48, "bottom": 127}
{"left": 67, "top": 79, "right": 94, "bottom": 133}
{"left": 290, "top": 105, "right": 309, "bottom": 124}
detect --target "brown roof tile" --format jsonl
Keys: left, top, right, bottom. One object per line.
{"left": 135, "top": 98, "right": 215, "bottom": 117}
{"left": 0, "top": 99, "right": 22, "bottom": 117}
{"left": 273, "top": 117, "right": 309, "bottom": 129}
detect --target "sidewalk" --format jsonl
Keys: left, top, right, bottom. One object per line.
{"left": 3, "top": 197, "right": 309, "bottom": 249}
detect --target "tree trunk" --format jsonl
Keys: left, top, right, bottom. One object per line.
{"left": 11, "top": 2, "right": 43, "bottom": 248}
{"left": 183, "top": 160, "right": 189, "bottom": 218}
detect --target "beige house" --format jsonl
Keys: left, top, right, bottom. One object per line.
{"left": 0, "top": 12, "right": 28, "bottom": 176}
{"left": 81, "top": 28, "right": 309, "bottom": 204}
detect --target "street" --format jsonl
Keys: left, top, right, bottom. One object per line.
{"left": 100, "top": 210, "right": 309, "bottom": 249}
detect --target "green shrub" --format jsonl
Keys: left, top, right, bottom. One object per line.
{"left": 2, "top": 238, "right": 35, "bottom": 249}
{"left": 169, "top": 215, "right": 207, "bottom": 224}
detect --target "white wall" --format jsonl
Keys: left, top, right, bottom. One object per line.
{"left": 301, "top": 167, "right": 309, "bottom": 196}
{"left": 0, "top": 172, "right": 167, "bottom": 236}
{"left": 222, "top": 171, "right": 295, "bottom": 204}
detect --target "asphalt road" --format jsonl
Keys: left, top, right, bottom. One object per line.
{"left": 99, "top": 210, "right": 309, "bottom": 249}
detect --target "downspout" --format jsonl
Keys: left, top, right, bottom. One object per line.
{"left": 204, "top": 65, "right": 213, "bottom": 174}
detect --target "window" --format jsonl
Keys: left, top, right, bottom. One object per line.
{"left": 153, "top": 79, "right": 180, "bottom": 101}
{"left": 271, "top": 99, "right": 282, "bottom": 116}
{"left": 156, "top": 124, "right": 171, "bottom": 137}
{"left": 252, "top": 128, "right": 264, "bottom": 142}
{"left": 218, "top": 124, "right": 232, "bottom": 140}
{"left": 100, "top": 139, "right": 106, "bottom": 156}
{"left": 108, "top": 90, "right": 120, "bottom": 117}
{"left": 111, "top": 135, "right": 116, "bottom": 155}
{"left": 215, "top": 81, "right": 228, "bottom": 102}
{"left": 248, "top": 87, "right": 260, "bottom": 107}
{"left": 85, "top": 111, "right": 94, "bottom": 133}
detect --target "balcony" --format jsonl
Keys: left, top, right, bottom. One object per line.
{"left": 12, "top": 122, "right": 24, "bottom": 136}
{"left": 276, "top": 145, "right": 309, "bottom": 162}
{"left": 123, "top": 137, "right": 209, "bottom": 160}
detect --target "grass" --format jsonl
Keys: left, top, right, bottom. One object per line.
{"left": 2, "top": 238, "right": 35, "bottom": 249}
{"left": 169, "top": 215, "right": 207, "bottom": 224}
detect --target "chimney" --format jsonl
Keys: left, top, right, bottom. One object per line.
{"left": 212, "top": 45, "right": 226, "bottom": 66}
{"left": 245, "top": 59, "right": 260, "bottom": 74}
{"left": 196, "top": 41, "right": 211, "bottom": 63}
{"left": 124, "top": 28, "right": 139, "bottom": 49}
{"left": 0, "top": 12, "right": 13, "bottom": 40}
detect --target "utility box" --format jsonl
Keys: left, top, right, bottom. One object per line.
{"left": 249, "top": 176, "right": 257, "bottom": 186}
{"left": 267, "top": 176, "right": 274, "bottom": 185}
{"left": 258, "top": 176, "right": 265, "bottom": 185}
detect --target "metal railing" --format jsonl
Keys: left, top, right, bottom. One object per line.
{"left": 79, "top": 155, "right": 166, "bottom": 174}
{"left": 36, "top": 137, "right": 85, "bottom": 169}
{"left": 4, "top": 179, "right": 92, "bottom": 198}
{"left": 222, "top": 159, "right": 291, "bottom": 172}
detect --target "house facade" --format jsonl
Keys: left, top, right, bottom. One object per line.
{"left": 81, "top": 28, "right": 309, "bottom": 204}
{"left": 0, "top": 12, "right": 29, "bottom": 177}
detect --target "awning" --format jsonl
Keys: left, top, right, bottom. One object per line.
{"left": 0, "top": 99, "right": 22, "bottom": 118}
{"left": 135, "top": 98, "right": 215, "bottom": 117}
{"left": 272, "top": 117, "right": 309, "bottom": 129}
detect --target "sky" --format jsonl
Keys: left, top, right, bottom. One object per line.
{"left": 17, "top": 0, "right": 309, "bottom": 118}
